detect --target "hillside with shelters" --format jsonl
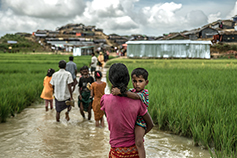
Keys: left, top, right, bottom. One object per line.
{"left": 2, "top": 15, "right": 237, "bottom": 58}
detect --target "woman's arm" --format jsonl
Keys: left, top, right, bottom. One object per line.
{"left": 142, "top": 112, "right": 154, "bottom": 135}
{"left": 90, "top": 87, "right": 94, "bottom": 98}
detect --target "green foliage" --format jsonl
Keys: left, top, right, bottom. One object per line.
{"left": 211, "top": 43, "right": 237, "bottom": 51}
{"left": 231, "top": 44, "right": 237, "bottom": 50}
{"left": 0, "top": 43, "right": 8, "bottom": 49}
{"left": 106, "top": 58, "right": 237, "bottom": 158}
{"left": 1, "top": 34, "right": 25, "bottom": 41}
{"left": 0, "top": 54, "right": 91, "bottom": 122}
{"left": 0, "top": 34, "right": 42, "bottom": 52}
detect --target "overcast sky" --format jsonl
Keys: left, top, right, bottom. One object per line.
{"left": 0, "top": 0, "right": 237, "bottom": 37}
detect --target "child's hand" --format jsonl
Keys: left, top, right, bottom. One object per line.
{"left": 111, "top": 87, "right": 121, "bottom": 95}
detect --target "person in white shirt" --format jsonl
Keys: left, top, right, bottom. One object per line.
{"left": 90, "top": 52, "right": 97, "bottom": 75}
{"left": 50, "top": 60, "right": 74, "bottom": 122}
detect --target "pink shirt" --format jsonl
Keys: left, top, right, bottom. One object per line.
{"left": 100, "top": 94, "right": 147, "bottom": 147}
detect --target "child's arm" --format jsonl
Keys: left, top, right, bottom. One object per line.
{"left": 125, "top": 91, "right": 140, "bottom": 99}
{"left": 111, "top": 88, "right": 149, "bottom": 107}
{"left": 78, "top": 79, "right": 82, "bottom": 100}
{"left": 111, "top": 87, "right": 140, "bottom": 99}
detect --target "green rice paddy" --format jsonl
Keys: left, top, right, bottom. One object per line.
{"left": 1, "top": 54, "right": 237, "bottom": 157}
{"left": 106, "top": 58, "right": 237, "bottom": 158}
{"left": 0, "top": 53, "right": 91, "bottom": 122}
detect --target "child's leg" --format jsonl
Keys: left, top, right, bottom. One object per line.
{"left": 87, "top": 103, "right": 92, "bottom": 120}
{"left": 45, "top": 100, "right": 49, "bottom": 111}
{"left": 135, "top": 125, "right": 146, "bottom": 158}
{"left": 49, "top": 99, "right": 53, "bottom": 109}
{"left": 100, "top": 117, "right": 105, "bottom": 127}
{"left": 95, "top": 120, "right": 99, "bottom": 127}
{"left": 79, "top": 102, "right": 85, "bottom": 118}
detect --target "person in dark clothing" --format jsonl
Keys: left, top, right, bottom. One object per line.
{"left": 78, "top": 66, "right": 94, "bottom": 120}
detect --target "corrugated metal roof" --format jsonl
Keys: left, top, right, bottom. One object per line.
{"left": 126, "top": 40, "right": 212, "bottom": 45}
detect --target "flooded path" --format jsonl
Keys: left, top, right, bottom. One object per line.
{"left": 0, "top": 68, "right": 211, "bottom": 158}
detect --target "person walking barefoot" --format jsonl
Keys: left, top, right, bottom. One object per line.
{"left": 101, "top": 63, "right": 154, "bottom": 158}
{"left": 111, "top": 68, "right": 150, "bottom": 157}
{"left": 78, "top": 66, "right": 94, "bottom": 120}
{"left": 50, "top": 60, "right": 74, "bottom": 122}
{"left": 40, "top": 68, "right": 55, "bottom": 111}
{"left": 90, "top": 71, "right": 106, "bottom": 127}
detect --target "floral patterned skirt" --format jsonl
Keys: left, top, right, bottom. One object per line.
{"left": 109, "top": 145, "right": 139, "bottom": 158}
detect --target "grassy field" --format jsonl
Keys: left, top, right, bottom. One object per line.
{"left": 105, "top": 58, "right": 237, "bottom": 158}
{"left": 0, "top": 53, "right": 92, "bottom": 122}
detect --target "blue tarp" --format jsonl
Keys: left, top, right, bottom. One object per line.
{"left": 7, "top": 41, "right": 17, "bottom": 44}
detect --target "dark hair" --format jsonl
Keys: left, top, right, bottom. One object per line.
{"left": 59, "top": 60, "right": 66, "bottom": 68}
{"left": 81, "top": 65, "right": 89, "bottom": 71}
{"left": 109, "top": 63, "right": 129, "bottom": 95}
{"left": 131, "top": 68, "right": 148, "bottom": 80}
{"left": 94, "top": 71, "right": 102, "bottom": 79}
{"left": 91, "top": 52, "right": 95, "bottom": 56}
{"left": 69, "top": 56, "right": 74, "bottom": 61}
{"left": 79, "top": 67, "right": 82, "bottom": 71}
{"left": 46, "top": 68, "right": 55, "bottom": 77}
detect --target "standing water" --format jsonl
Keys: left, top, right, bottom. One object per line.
{"left": 0, "top": 68, "right": 211, "bottom": 158}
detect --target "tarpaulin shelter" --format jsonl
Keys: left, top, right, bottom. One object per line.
{"left": 73, "top": 46, "right": 94, "bottom": 56}
{"left": 126, "top": 40, "right": 211, "bottom": 59}
{"left": 7, "top": 41, "right": 17, "bottom": 44}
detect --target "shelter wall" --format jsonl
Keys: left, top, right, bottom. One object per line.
{"left": 201, "top": 28, "right": 218, "bottom": 38}
{"left": 127, "top": 42, "right": 210, "bottom": 59}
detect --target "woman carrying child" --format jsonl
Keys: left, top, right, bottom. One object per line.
{"left": 101, "top": 63, "right": 153, "bottom": 158}
{"left": 40, "top": 68, "right": 55, "bottom": 111}
{"left": 90, "top": 71, "right": 106, "bottom": 127}
{"left": 111, "top": 67, "right": 150, "bottom": 157}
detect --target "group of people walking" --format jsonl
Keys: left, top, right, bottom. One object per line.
{"left": 40, "top": 55, "right": 106, "bottom": 126}
{"left": 40, "top": 54, "right": 154, "bottom": 157}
